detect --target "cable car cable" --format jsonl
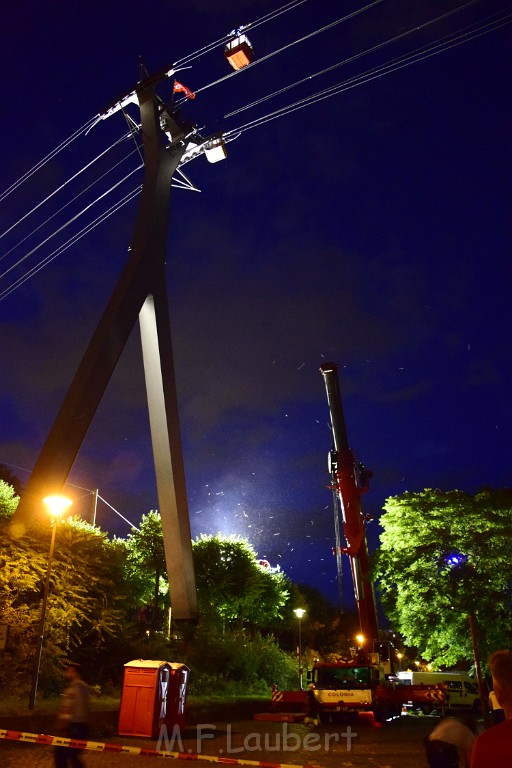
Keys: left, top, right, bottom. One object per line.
{"left": 2, "top": 3, "right": 509, "bottom": 300}
{"left": 0, "top": 131, "right": 133, "bottom": 243}
{"left": 223, "top": 0, "right": 484, "bottom": 119}
{"left": 174, "top": 0, "right": 308, "bottom": 67}
{"left": 0, "top": 115, "right": 99, "bottom": 204}
{"left": 0, "top": 144, "right": 142, "bottom": 267}
{"left": 0, "top": 186, "right": 141, "bottom": 302}
{"left": 4, "top": 9, "right": 508, "bottom": 299}
{"left": 226, "top": 13, "right": 511, "bottom": 136}
{"left": 190, "top": 0, "right": 385, "bottom": 99}
{"left": 224, "top": 11, "right": 512, "bottom": 138}
{"left": 0, "top": 164, "right": 142, "bottom": 283}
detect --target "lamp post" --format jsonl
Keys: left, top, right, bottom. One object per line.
{"left": 293, "top": 608, "right": 306, "bottom": 689}
{"left": 29, "top": 495, "right": 72, "bottom": 709}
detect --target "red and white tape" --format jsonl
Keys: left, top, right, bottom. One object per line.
{"left": 0, "top": 728, "right": 305, "bottom": 767}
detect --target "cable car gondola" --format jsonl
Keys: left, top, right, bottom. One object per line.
{"left": 224, "top": 30, "right": 254, "bottom": 71}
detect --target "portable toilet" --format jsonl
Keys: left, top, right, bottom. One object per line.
{"left": 118, "top": 660, "right": 189, "bottom": 738}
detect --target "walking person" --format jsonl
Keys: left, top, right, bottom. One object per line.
{"left": 54, "top": 663, "right": 90, "bottom": 768}
{"left": 304, "top": 683, "right": 320, "bottom": 726}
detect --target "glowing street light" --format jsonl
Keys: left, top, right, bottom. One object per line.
{"left": 396, "top": 652, "right": 403, "bottom": 671}
{"left": 29, "top": 495, "right": 72, "bottom": 709}
{"left": 293, "top": 608, "right": 306, "bottom": 690}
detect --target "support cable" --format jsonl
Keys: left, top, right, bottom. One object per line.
{"left": 174, "top": 0, "right": 309, "bottom": 67}
{"left": 0, "top": 164, "right": 142, "bottom": 282}
{"left": 0, "top": 131, "right": 132, "bottom": 243}
{"left": 2, "top": 2, "right": 509, "bottom": 303}
{"left": 0, "top": 115, "right": 99, "bottom": 204}
{"left": 225, "top": 12, "right": 512, "bottom": 138}
{"left": 0, "top": 145, "right": 141, "bottom": 266}
{"left": 224, "top": 0, "right": 482, "bottom": 119}
{"left": 187, "top": 0, "right": 385, "bottom": 100}
{"left": 0, "top": 185, "right": 141, "bottom": 302}
{"left": 122, "top": 109, "right": 144, "bottom": 163}
{"left": 96, "top": 493, "right": 140, "bottom": 531}
{"left": 333, "top": 486, "right": 344, "bottom": 610}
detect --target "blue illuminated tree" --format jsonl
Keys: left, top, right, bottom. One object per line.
{"left": 374, "top": 488, "right": 512, "bottom": 666}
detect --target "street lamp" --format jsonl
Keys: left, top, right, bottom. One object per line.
{"left": 396, "top": 652, "right": 403, "bottom": 671}
{"left": 29, "top": 494, "right": 72, "bottom": 709}
{"left": 293, "top": 608, "right": 306, "bottom": 689}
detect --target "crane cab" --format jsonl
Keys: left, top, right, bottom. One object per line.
{"left": 224, "top": 33, "right": 254, "bottom": 70}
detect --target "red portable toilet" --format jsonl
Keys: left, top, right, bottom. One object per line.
{"left": 118, "top": 660, "right": 189, "bottom": 738}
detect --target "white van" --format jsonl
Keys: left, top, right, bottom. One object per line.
{"left": 397, "top": 671, "right": 481, "bottom": 712}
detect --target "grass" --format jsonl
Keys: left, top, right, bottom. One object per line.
{"left": 0, "top": 692, "right": 270, "bottom": 719}
{"left": 0, "top": 693, "right": 121, "bottom": 717}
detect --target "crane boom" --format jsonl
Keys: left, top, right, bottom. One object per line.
{"left": 320, "top": 363, "right": 379, "bottom": 646}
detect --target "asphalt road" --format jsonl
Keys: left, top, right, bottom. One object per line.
{"left": 0, "top": 714, "right": 434, "bottom": 767}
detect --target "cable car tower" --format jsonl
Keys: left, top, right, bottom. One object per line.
{"left": 12, "top": 63, "right": 228, "bottom": 622}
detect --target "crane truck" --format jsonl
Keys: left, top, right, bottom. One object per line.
{"left": 271, "top": 363, "right": 447, "bottom": 723}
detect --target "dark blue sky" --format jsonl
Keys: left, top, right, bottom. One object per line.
{"left": 1, "top": 0, "right": 510, "bottom": 607}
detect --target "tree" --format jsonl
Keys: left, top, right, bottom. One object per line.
{"left": 0, "top": 465, "right": 23, "bottom": 497}
{"left": 289, "top": 583, "right": 360, "bottom": 660}
{"left": 0, "top": 513, "right": 132, "bottom": 692}
{"left": 0, "top": 478, "right": 20, "bottom": 520}
{"left": 374, "top": 488, "right": 512, "bottom": 667}
{"left": 192, "top": 534, "right": 289, "bottom": 630}
{"left": 124, "top": 511, "right": 168, "bottom": 633}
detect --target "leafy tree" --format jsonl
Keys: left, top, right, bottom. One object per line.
{"left": 0, "top": 478, "right": 20, "bottom": 519}
{"left": 192, "top": 534, "right": 289, "bottom": 630}
{"left": 374, "top": 488, "right": 512, "bottom": 667}
{"left": 290, "top": 583, "right": 360, "bottom": 660}
{"left": 0, "top": 465, "right": 23, "bottom": 497}
{"left": 124, "top": 511, "right": 168, "bottom": 633}
{"left": 0, "top": 514, "right": 132, "bottom": 692}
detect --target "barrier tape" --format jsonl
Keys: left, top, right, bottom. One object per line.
{"left": 0, "top": 728, "right": 305, "bottom": 767}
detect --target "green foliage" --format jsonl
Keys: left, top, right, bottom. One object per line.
{"left": 290, "top": 583, "right": 360, "bottom": 659}
{"left": 0, "top": 466, "right": 23, "bottom": 497}
{"left": 186, "top": 627, "right": 297, "bottom": 695}
{"left": 0, "top": 479, "right": 19, "bottom": 520}
{"left": 0, "top": 515, "right": 133, "bottom": 693}
{"left": 192, "top": 534, "right": 289, "bottom": 629}
{"left": 0, "top": 491, "right": 349, "bottom": 697}
{"left": 375, "top": 488, "right": 512, "bottom": 667}
{"left": 123, "top": 511, "right": 168, "bottom": 631}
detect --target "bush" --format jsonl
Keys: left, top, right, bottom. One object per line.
{"left": 185, "top": 629, "right": 297, "bottom": 695}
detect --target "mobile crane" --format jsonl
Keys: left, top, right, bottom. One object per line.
{"left": 319, "top": 362, "right": 379, "bottom": 649}
{"left": 306, "top": 363, "right": 445, "bottom": 722}
{"left": 304, "top": 363, "right": 399, "bottom": 722}
{"left": 271, "top": 363, "right": 446, "bottom": 722}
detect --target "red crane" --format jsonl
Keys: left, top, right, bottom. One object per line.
{"left": 320, "top": 363, "right": 379, "bottom": 650}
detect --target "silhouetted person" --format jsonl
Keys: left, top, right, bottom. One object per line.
{"left": 489, "top": 689, "right": 505, "bottom": 725}
{"left": 471, "top": 650, "right": 512, "bottom": 766}
{"left": 425, "top": 716, "right": 476, "bottom": 767}
{"left": 54, "top": 663, "right": 90, "bottom": 768}
{"left": 304, "top": 683, "right": 319, "bottom": 726}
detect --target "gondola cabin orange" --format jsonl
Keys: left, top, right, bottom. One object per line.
{"left": 224, "top": 34, "right": 254, "bottom": 70}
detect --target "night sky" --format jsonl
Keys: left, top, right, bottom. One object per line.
{"left": 1, "top": 0, "right": 510, "bottom": 608}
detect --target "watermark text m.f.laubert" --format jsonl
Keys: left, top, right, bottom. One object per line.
{"left": 156, "top": 722, "right": 357, "bottom": 754}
